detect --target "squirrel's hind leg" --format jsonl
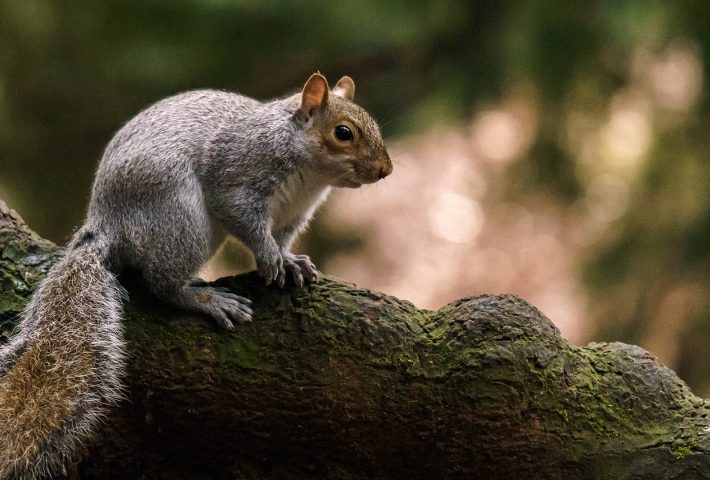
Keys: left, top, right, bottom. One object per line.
{"left": 130, "top": 193, "right": 252, "bottom": 329}
{"left": 140, "top": 247, "right": 253, "bottom": 330}
{"left": 147, "top": 274, "right": 253, "bottom": 330}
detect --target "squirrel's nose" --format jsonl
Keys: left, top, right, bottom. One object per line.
{"left": 378, "top": 155, "right": 393, "bottom": 179}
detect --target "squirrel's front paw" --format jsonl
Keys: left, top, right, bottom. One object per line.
{"left": 257, "top": 249, "right": 285, "bottom": 287}
{"left": 283, "top": 253, "right": 319, "bottom": 287}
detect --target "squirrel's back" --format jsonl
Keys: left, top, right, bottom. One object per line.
{"left": 95, "top": 90, "right": 257, "bottom": 180}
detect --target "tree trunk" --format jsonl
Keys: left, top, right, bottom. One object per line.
{"left": 1, "top": 199, "right": 709, "bottom": 480}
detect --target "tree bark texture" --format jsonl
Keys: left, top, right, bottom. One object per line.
{"left": 1, "top": 199, "right": 709, "bottom": 480}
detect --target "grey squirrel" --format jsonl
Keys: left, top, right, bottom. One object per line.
{"left": 0, "top": 73, "right": 392, "bottom": 479}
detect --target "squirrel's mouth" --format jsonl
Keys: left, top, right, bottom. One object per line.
{"left": 341, "top": 159, "right": 391, "bottom": 188}
{"left": 337, "top": 178, "right": 364, "bottom": 188}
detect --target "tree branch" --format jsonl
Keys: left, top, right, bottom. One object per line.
{"left": 1, "top": 199, "right": 709, "bottom": 480}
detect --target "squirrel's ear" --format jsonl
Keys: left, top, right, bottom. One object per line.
{"left": 333, "top": 76, "right": 355, "bottom": 101}
{"left": 300, "top": 73, "right": 329, "bottom": 119}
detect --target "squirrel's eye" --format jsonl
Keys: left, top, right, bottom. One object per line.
{"left": 334, "top": 125, "right": 353, "bottom": 142}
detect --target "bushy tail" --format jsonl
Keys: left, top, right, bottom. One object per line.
{"left": 0, "top": 234, "right": 125, "bottom": 479}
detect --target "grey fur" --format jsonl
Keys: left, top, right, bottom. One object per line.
{"left": 0, "top": 74, "right": 391, "bottom": 478}
{"left": 0, "top": 235, "right": 125, "bottom": 480}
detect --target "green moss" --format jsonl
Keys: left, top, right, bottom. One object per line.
{"left": 216, "top": 337, "right": 268, "bottom": 371}
{"left": 1, "top": 243, "right": 22, "bottom": 262}
{"left": 672, "top": 444, "right": 694, "bottom": 460}
{"left": 671, "top": 436, "right": 701, "bottom": 460}
{"left": 555, "top": 406, "right": 569, "bottom": 422}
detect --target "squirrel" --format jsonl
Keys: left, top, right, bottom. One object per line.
{"left": 0, "top": 73, "right": 392, "bottom": 479}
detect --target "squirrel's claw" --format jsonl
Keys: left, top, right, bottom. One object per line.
{"left": 282, "top": 253, "right": 318, "bottom": 287}
{"left": 293, "top": 254, "right": 319, "bottom": 283}
{"left": 276, "top": 268, "right": 286, "bottom": 288}
{"left": 283, "top": 255, "right": 305, "bottom": 287}
{"left": 257, "top": 250, "right": 284, "bottom": 287}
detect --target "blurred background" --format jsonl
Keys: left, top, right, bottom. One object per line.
{"left": 1, "top": 1, "right": 709, "bottom": 395}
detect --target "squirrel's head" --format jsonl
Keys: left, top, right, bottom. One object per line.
{"left": 296, "top": 73, "right": 392, "bottom": 188}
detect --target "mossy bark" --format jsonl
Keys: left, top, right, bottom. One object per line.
{"left": 1, "top": 199, "right": 709, "bottom": 480}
